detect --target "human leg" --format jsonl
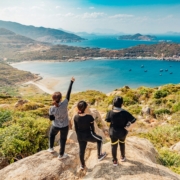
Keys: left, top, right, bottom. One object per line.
{"left": 49, "top": 125, "right": 59, "bottom": 149}
{"left": 87, "top": 132, "right": 106, "bottom": 160}
{"left": 111, "top": 137, "right": 119, "bottom": 161}
{"left": 78, "top": 140, "right": 87, "bottom": 167}
{"left": 119, "top": 137, "right": 126, "bottom": 161}
{"left": 59, "top": 126, "right": 69, "bottom": 156}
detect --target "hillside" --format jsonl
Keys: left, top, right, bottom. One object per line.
{"left": 0, "top": 62, "right": 36, "bottom": 87}
{"left": 118, "top": 33, "right": 157, "bottom": 41}
{"left": 5, "top": 42, "right": 180, "bottom": 62}
{"left": 0, "top": 28, "right": 51, "bottom": 61}
{"left": 0, "top": 28, "right": 179, "bottom": 61}
{"left": 0, "top": 83, "right": 180, "bottom": 177}
{"left": 0, "top": 20, "right": 84, "bottom": 43}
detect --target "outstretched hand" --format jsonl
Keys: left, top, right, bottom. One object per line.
{"left": 71, "top": 77, "right": 75, "bottom": 82}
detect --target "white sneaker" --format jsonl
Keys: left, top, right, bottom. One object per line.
{"left": 47, "top": 148, "right": 55, "bottom": 153}
{"left": 120, "top": 156, "right": 126, "bottom": 162}
{"left": 58, "top": 153, "right": 68, "bottom": 160}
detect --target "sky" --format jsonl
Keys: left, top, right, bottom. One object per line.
{"left": 0, "top": 0, "right": 180, "bottom": 34}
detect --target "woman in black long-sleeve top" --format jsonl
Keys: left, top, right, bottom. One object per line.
{"left": 47, "top": 77, "right": 75, "bottom": 160}
{"left": 74, "top": 101, "right": 106, "bottom": 170}
{"left": 105, "top": 96, "right": 136, "bottom": 166}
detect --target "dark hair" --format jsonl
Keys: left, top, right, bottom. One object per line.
{"left": 77, "top": 101, "right": 88, "bottom": 114}
{"left": 113, "top": 96, "right": 123, "bottom": 108}
{"left": 52, "top": 92, "right": 62, "bottom": 107}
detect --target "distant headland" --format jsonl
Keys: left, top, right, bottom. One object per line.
{"left": 118, "top": 33, "right": 157, "bottom": 41}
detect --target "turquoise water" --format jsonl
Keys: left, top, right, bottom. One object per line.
{"left": 59, "top": 35, "right": 180, "bottom": 50}
{"left": 12, "top": 60, "right": 180, "bottom": 93}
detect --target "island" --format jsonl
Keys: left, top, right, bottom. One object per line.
{"left": 118, "top": 33, "right": 157, "bottom": 41}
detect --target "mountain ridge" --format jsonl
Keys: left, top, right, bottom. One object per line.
{"left": 0, "top": 20, "right": 84, "bottom": 43}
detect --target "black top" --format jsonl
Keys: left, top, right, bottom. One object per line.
{"left": 74, "top": 114, "right": 95, "bottom": 133}
{"left": 105, "top": 110, "right": 136, "bottom": 130}
{"left": 66, "top": 80, "right": 74, "bottom": 101}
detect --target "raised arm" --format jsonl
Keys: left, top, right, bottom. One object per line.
{"left": 66, "top": 77, "right": 75, "bottom": 101}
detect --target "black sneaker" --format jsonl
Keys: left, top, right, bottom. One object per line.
{"left": 113, "top": 159, "right": 118, "bottom": 166}
{"left": 98, "top": 152, "right": 107, "bottom": 161}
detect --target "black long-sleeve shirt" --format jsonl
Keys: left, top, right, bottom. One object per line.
{"left": 74, "top": 114, "right": 95, "bottom": 133}
{"left": 66, "top": 80, "right": 74, "bottom": 101}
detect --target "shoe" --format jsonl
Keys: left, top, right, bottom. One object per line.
{"left": 47, "top": 148, "right": 55, "bottom": 153}
{"left": 113, "top": 160, "right": 118, "bottom": 166}
{"left": 120, "top": 156, "right": 126, "bottom": 162}
{"left": 58, "top": 153, "right": 68, "bottom": 160}
{"left": 98, "top": 152, "right": 107, "bottom": 161}
{"left": 80, "top": 164, "right": 86, "bottom": 171}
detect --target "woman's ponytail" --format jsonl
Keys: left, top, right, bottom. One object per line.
{"left": 52, "top": 92, "right": 62, "bottom": 107}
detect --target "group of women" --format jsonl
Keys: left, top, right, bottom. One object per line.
{"left": 47, "top": 77, "right": 136, "bottom": 170}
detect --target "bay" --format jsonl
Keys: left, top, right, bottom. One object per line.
{"left": 12, "top": 59, "right": 180, "bottom": 93}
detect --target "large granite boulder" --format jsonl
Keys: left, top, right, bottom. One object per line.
{"left": 0, "top": 137, "right": 180, "bottom": 180}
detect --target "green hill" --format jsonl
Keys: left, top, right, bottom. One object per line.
{"left": 0, "top": 62, "right": 35, "bottom": 88}
{"left": 0, "top": 20, "right": 84, "bottom": 43}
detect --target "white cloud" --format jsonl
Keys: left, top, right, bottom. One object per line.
{"left": 30, "top": 6, "right": 44, "bottom": 10}
{"left": 81, "top": 12, "right": 105, "bottom": 19}
{"left": 55, "top": 6, "right": 61, "bottom": 9}
{"left": 64, "top": 13, "right": 74, "bottom": 17}
{"left": 109, "top": 14, "right": 134, "bottom": 18}
{"left": 89, "top": 7, "right": 95, "bottom": 9}
{"left": 2, "top": 6, "right": 25, "bottom": 12}
{"left": 77, "top": 7, "right": 81, "bottom": 10}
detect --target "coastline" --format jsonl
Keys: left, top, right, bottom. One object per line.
{"left": 10, "top": 56, "right": 180, "bottom": 65}
{"left": 23, "top": 76, "right": 60, "bottom": 95}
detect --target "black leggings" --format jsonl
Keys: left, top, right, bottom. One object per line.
{"left": 110, "top": 136, "right": 126, "bottom": 161}
{"left": 49, "top": 125, "right": 69, "bottom": 155}
{"left": 78, "top": 132, "right": 102, "bottom": 166}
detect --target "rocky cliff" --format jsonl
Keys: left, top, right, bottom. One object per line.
{"left": 0, "top": 137, "right": 179, "bottom": 180}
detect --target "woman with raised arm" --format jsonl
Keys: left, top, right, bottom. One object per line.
{"left": 47, "top": 77, "right": 75, "bottom": 160}
{"left": 74, "top": 100, "right": 106, "bottom": 170}
{"left": 105, "top": 96, "right": 136, "bottom": 166}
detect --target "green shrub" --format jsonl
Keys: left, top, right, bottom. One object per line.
{"left": 127, "top": 105, "right": 141, "bottom": 115}
{"left": 154, "top": 109, "right": 171, "bottom": 115}
{"left": 123, "top": 96, "right": 136, "bottom": 106}
{"left": 0, "top": 117, "right": 50, "bottom": 163}
{"left": 154, "top": 90, "right": 169, "bottom": 99}
{"left": 140, "top": 125, "right": 180, "bottom": 149}
{"left": 172, "top": 103, "right": 180, "bottom": 113}
{"left": 159, "top": 148, "right": 180, "bottom": 174}
{"left": 0, "top": 110, "right": 12, "bottom": 128}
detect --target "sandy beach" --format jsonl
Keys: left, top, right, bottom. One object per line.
{"left": 24, "top": 77, "right": 60, "bottom": 94}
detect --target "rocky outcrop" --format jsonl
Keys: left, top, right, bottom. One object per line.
{"left": 0, "top": 137, "right": 180, "bottom": 180}
{"left": 170, "top": 142, "right": 180, "bottom": 153}
{"left": 14, "top": 99, "right": 28, "bottom": 108}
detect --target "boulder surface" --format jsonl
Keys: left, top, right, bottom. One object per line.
{"left": 0, "top": 137, "right": 180, "bottom": 180}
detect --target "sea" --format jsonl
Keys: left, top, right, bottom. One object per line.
{"left": 12, "top": 35, "right": 180, "bottom": 93}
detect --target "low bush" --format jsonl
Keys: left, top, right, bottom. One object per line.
{"left": 0, "top": 110, "right": 12, "bottom": 128}
{"left": 154, "top": 90, "right": 169, "bottom": 99}
{"left": 154, "top": 109, "right": 171, "bottom": 115}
